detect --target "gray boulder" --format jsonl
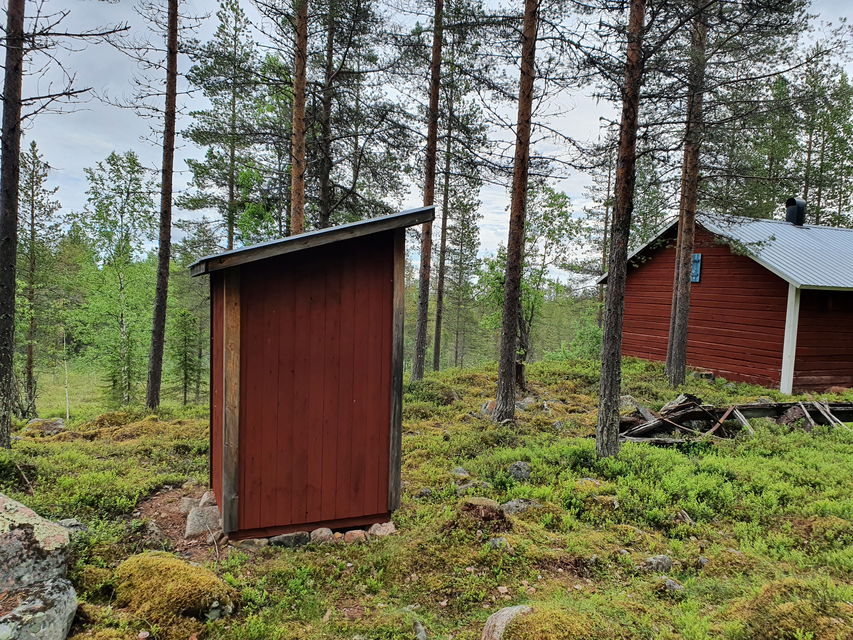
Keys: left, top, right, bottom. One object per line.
{"left": 500, "top": 498, "right": 541, "bottom": 515}
{"left": 184, "top": 505, "right": 221, "bottom": 539}
{"left": 178, "top": 497, "right": 198, "bottom": 514}
{"left": 310, "top": 527, "right": 333, "bottom": 543}
{"left": 0, "top": 578, "right": 77, "bottom": 640}
{"left": 58, "top": 518, "right": 86, "bottom": 534}
{"left": 199, "top": 491, "right": 217, "bottom": 508}
{"left": 270, "top": 531, "right": 310, "bottom": 548}
{"left": 22, "top": 418, "right": 65, "bottom": 437}
{"left": 481, "top": 605, "right": 532, "bottom": 640}
{"left": 0, "top": 494, "right": 77, "bottom": 640}
{"left": 506, "top": 461, "right": 531, "bottom": 481}
{"left": 1, "top": 494, "right": 70, "bottom": 589}
{"left": 638, "top": 554, "right": 673, "bottom": 573}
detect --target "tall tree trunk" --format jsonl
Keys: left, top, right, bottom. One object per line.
{"left": 411, "top": 0, "right": 444, "bottom": 381}
{"left": 24, "top": 159, "right": 37, "bottom": 417}
{"left": 492, "top": 0, "right": 539, "bottom": 422}
{"left": 597, "top": 148, "right": 613, "bottom": 328}
{"left": 317, "top": 4, "right": 336, "bottom": 228}
{"left": 432, "top": 76, "right": 455, "bottom": 371}
{"left": 0, "top": 0, "right": 25, "bottom": 449}
{"left": 665, "top": 6, "right": 707, "bottom": 388}
{"left": 290, "top": 0, "right": 309, "bottom": 235}
{"left": 595, "top": 0, "right": 646, "bottom": 457}
{"left": 146, "top": 0, "right": 179, "bottom": 411}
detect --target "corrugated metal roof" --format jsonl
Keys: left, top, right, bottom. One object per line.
{"left": 698, "top": 214, "right": 853, "bottom": 289}
{"left": 598, "top": 214, "right": 853, "bottom": 289}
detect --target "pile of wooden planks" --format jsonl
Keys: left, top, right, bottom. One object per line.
{"left": 619, "top": 394, "right": 853, "bottom": 445}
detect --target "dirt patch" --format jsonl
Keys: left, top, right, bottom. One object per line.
{"left": 135, "top": 486, "right": 220, "bottom": 562}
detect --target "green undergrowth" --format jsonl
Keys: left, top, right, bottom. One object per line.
{"left": 2, "top": 357, "right": 852, "bottom": 639}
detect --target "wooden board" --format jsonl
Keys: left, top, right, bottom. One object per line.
{"left": 222, "top": 268, "right": 241, "bottom": 533}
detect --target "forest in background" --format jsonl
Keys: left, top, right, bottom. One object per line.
{"left": 2, "top": 0, "right": 852, "bottom": 438}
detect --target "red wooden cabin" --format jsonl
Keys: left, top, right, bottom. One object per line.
{"left": 190, "top": 207, "right": 433, "bottom": 538}
{"left": 608, "top": 204, "right": 853, "bottom": 393}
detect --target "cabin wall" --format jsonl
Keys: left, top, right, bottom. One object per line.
{"left": 794, "top": 290, "right": 853, "bottom": 391}
{"left": 228, "top": 231, "right": 395, "bottom": 537}
{"left": 622, "top": 228, "right": 789, "bottom": 387}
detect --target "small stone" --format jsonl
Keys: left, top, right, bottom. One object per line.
{"left": 229, "top": 537, "right": 268, "bottom": 549}
{"left": 481, "top": 400, "right": 496, "bottom": 416}
{"left": 344, "top": 529, "right": 368, "bottom": 543}
{"left": 657, "top": 577, "right": 685, "bottom": 594}
{"left": 199, "top": 491, "right": 217, "bottom": 508}
{"left": 552, "top": 420, "right": 565, "bottom": 431}
{"left": 696, "top": 555, "right": 708, "bottom": 569}
{"left": 178, "top": 497, "right": 198, "bottom": 514}
{"left": 639, "top": 554, "right": 673, "bottom": 573}
{"left": 185, "top": 505, "right": 221, "bottom": 539}
{"left": 415, "top": 487, "right": 434, "bottom": 499}
{"left": 516, "top": 396, "right": 536, "bottom": 410}
{"left": 310, "top": 527, "right": 334, "bottom": 543}
{"left": 58, "top": 518, "right": 87, "bottom": 533}
{"left": 481, "top": 605, "right": 533, "bottom": 640}
{"left": 497, "top": 585, "right": 509, "bottom": 594}
{"left": 270, "top": 531, "right": 310, "bottom": 548}
{"left": 23, "top": 417, "right": 66, "bottom": 436}
{"left": 506, "top": 461, "right": 531, "bottom": 481}
{"left": 456, "top": 480, "right": 492, "bottom": 496}
{"left": 413, "top": 618, "right": 428, "bottom": 640}
{"left": 488, "top": 537, "right": 511, "bottom": 551}
{"left": 500, "top": 498, "right": 541, "bottom": 515}
{"left": 368, "top": 522, "right": 396, "bottom": 537}
{"left": 452, "top": 466, "right": 470, "bottom": 479}
{"left": 138, "top": 632, "right": 151, "bottom": 639}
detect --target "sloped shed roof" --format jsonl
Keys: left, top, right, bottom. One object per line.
{"left": 189, "top": 206, "right": 434, "bottom": 276}
{"left": 604, "top": 214, "right": 853, "bottom": 290}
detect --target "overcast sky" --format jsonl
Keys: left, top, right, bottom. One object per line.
{"left": 21, "top": 0, "right": 852, "bottom": 259}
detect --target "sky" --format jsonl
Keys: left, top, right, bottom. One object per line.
{"left": 20, "top": 0, "right": 853, "bottom": 261}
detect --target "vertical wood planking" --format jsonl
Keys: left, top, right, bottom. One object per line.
{"left": 361, "top": 247, "right": 382, "bottom": 516}
{"left": 260, "top": 266, "right": 281, "bottom": 527}
{"left": 222, "top": 268, "right": 241, "bottom": 533}
{"left": 335, "top": 247, "right": 356, "bottom": 519}
{"left": 276, "top": 263, "right": 295, "bottom": 526}
{"left": 290, "top": 260, "right": 311, "bottom": 523}
{"left": 388, "top": 230, "right": 405, "bottom": 511}
{"left": 321, "top": 261, "right": 342, "bottom": 518}
{"left": 305, "top": 262, "right": 327, "bottom": 523}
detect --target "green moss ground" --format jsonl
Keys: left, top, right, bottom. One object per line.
{"left": 2, "top": 358, "right": 852, "bottom": 639}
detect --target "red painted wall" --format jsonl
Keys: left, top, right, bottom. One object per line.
{"left": 794, "top": 290, "right": 853, "bottom": 390}
{"left": 622, "top": 227, "right": 789, "bottom": 387}
{"left": 210, "top": 232, "right": 394, "bottom": 537}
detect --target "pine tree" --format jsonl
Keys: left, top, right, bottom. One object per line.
{"left": 182, "top": 0, "right": 259, "bottom": 249}
{"left": 16, "top": 141, "right": 61, "bottom": 417}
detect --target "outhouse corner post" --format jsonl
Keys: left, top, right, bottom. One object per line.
{"left": 222, "top": 267, "right": 241, "bottom": 532}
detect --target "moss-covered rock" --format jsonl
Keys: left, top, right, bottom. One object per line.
{"left": 732, "top": 578, "right": 853, "bottom": 640}
{"left": 503, "top": 607, "right": 604, "bottom": 640}
{"left": 113, "top": 552, "right": 237, "bottom": 639}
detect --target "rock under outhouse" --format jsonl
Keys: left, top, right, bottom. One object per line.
{"left": 190, "top": 207, "right": 434, "bottom": 538}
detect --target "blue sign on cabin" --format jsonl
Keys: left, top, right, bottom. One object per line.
{"left": 691, "top": 253, "right": 702, "bottom": 283}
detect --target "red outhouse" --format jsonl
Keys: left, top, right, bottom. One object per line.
{"left": 607, "top": 206, "right": 853, "bottom": 393}
{"left": 190, "top": 207, "right": 433, "bottom": 538}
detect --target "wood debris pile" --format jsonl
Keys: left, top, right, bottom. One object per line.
{"left": 619, "top": 393, "right": 853, "bottom": 445}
